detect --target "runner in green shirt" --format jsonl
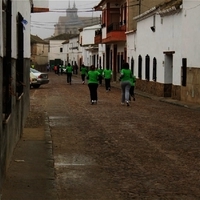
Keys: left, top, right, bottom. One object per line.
{"left": 66, "top": 63, "right": 73, "bottom": 84}
{"left": 80, "top": 64, "right": 88, "bottom": 84}
{"left": 87, "top": 65, "right": 100, "bottom": 104}
{"left": 103, "top": 67, "right": 112, "bottom": 92}
{"left": 119, "top": 62, "right": 133, "bottom": 106}
{"left": 97, "top": 66, "right": 103, "bottom": 86}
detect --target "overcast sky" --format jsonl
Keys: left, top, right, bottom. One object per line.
{"left": 31, "top": 0, "right": 101, "bottom": 39}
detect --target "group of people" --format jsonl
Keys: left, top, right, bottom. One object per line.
{"left": 80, "top": 63, "right": 136, "bottom": 106}
{"left": 53, "top": 62, "right": 136, "bottom": 106}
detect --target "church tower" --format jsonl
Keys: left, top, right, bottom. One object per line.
{"left": 66, "top": 1, "right": 78, "bottom": 20}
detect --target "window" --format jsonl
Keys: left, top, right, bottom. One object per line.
{"left": 60, "top": 48, "right": 63, "bottom": 52}
{"left": 182, "top": 58, "right": 187, "bottom": 86}
{"left": 153, "top": 57, "right": 157, "bottom": 81}
{"left": 138, "top": 55, "right": 142, "bottom": 79}
{"left": 145, "top": 55, "right": 150, "bottom": 81}
{"left": 16, "top": 12, "right": 24, "bottom": 97}
{"left": 131, "top": 57, "right": 134, "bottom": 74}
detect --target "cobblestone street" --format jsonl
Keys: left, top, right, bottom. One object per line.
{"left": 3, "top": 72, "right": 200, "bottom": 199}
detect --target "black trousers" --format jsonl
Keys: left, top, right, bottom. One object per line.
{"left": 129, "top": 86, "right": 135, "bottom": 96}
{"left": 81, "top": 74, "right": 86, "bottom": 81}
{"left": 98, "top": 75, "right": 103, "bottom": 85}
{"left": 67, "top": 73, "right": 72, "bottom": 83}
{"left": 105, "top": 78, "right": 111, "bottom": 90}
{"left": 88, "top": 83, "right": 98, "bottom": 101}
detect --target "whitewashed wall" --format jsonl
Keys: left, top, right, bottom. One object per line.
{"left": 126, "top": 32, "right": 137, "bottom": 73}
{"left": 68, "top": 36, "right": 79, "bottom": 65}
{"left": 98, "top": 44, "right": 106, "bottom": 68}
{"left": 182, "top": 0, "right": 200, "bottom": 68}
{"left": 82, "top": 24, "right": 101, "bottom": 45}
{"left": 12, "top": 0, "right": 31, "bottom": 58}
{"left": 48, "top": 40, "right": 65, "bottom": 61}
{"left": 33, "top": 0, "right": 48, "bottom": 8}
{"left": 62, "top": 43, "right": 69, "bottom": 65}
{"left": 135, "top": 10, "right": 182, "bottom": 85}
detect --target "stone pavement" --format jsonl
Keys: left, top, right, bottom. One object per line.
{"left": 1, "top": 113, "right": 57, "bottom": 200}
{"left": 1, "top": 75, "right": 200, "bottom": 200}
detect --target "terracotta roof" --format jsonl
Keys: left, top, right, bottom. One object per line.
{"left": 31, "top": 34, "right": 49, "bottom": 44}
{"left": 157, "top": 0, "right": 182, "bottom": 15}
{"left": 134, "top": 0, "right": 182, "bottom": 20}
{"left": 48, "top": 33, "right": 78, "bottom": 40}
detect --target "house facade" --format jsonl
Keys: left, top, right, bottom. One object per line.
{"left": 0, "top": 0, "right": 48, "bottom": 190}
{"left": 31, "top": 34, "right": 49, "bottom": 71}
{"left": 79, "top": 24, "right": 105, "bottom": 68}
{"left": 62, "top": 35, "right": 80, "bottom": 67}
{"left": 94, "top": 0, "right": 163, "bottom": 81}
{"left": 48, "top": 33, "right": 78, "bottom": 66}
{"left": 127, "top": 0, "right": 200, "bottom": 104}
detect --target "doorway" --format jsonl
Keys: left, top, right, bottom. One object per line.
{"left": 163, "top": 51, "right": 174, "bottom": 97}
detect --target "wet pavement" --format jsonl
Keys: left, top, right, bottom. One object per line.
{"left": 2, "top": 72, "right": 200, "bottom": 200}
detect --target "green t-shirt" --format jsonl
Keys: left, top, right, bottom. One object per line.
{"left": 66, "top": 65, "right": 73, "bottom": 73}
{"left": 87, "top": 70, "right": 100, "bottom": 84}
{"left": 97, "top": 68, "right": 103, "bottom": 75}
{"left": 103, "top": 69, "right": 112, "bottom": 79}
{"left": 120, "top": 69, "right": 133, "bottom": 82}
{"left": 80, "top": 66, "right": 87, "bottom": 75}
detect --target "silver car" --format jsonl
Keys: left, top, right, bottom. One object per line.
{"left": 30, "top": 68, "right": 49, "bottom": 88}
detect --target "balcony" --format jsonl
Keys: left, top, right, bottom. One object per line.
{"left": 102, "top": 22, "right": 126, "bottom": 44}
{"left": 94, "top": 29, "right": 102, "bottom": 44}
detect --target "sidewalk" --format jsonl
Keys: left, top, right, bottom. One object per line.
{"left": 1, "top": 113, "right": 57, "bottom": 200}
{"left": 111, "top": 81, "right": 200, "bottom": 111}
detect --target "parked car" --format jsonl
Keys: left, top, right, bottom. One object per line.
{"left": 30, "top": 68, "right": 49, "bottom": 88}
{"left": 30, "top": 71, "right": 38, "bottom": 88}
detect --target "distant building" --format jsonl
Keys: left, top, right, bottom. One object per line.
{"left": 54, "top": 1, "right": 100, "bottom": 36}
{"left": 31, "top": 35, "right": 49, "bottom": 71}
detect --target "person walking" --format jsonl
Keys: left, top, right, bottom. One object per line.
{"left": 97, "top": 66, "right": 103, "bottom": 86}
{"left": 129, "top": 75, "right": 136, "bottom": 101}
{"left": 80, "top": 64, "right": 88, "bottom": 84}
{"left": 103, "top": 66, "right": 112, "bottom": 92}
{"left": 66, "top": 63, "right": 73, "bottom": 84}
{"left": 54, "top": 65, "right": 57, "bottom": 74}
{"left": 119, "top": 62, "right": 133, "bottom": 106}
{"left": 87, "top": 65, "right": 100, "bottom": 105}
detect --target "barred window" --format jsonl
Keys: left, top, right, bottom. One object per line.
{"left": 138, "top": 55, "right": 142, "bottom": 79}
{"left": 153, "top": 57, "right": 157, "bottom": 81}
{"left": 145, "top": 55, "right": 150, "bottom": 81}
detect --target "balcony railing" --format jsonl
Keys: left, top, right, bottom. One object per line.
{"left": 95, "top": 29, "right": 102, "bottom": 36}
{"left": 107, "top": 22, "right": 121, "bottom": 33}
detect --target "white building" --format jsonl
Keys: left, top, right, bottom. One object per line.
{"left": 126, "top": 0, "right": 200, "bottom": 104}
{"left": 0, "top": 0, "right": 49, "bottom": 190}
{"left": 62, "top": 35, "right": 80, "bottom": 66}
{"left": 79, "top": 24, "right": 102, "bottom": 68}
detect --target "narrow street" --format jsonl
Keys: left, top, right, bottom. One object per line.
{"left": 3, "top": 72, "right": 200, "bottom": 199}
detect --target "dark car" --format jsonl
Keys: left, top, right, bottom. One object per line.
{"left": 30, "top": 68, "right": 49, "bottom": 88}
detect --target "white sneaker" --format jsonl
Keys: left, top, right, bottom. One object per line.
{"left": 126, "top": 101, "right": 130, "bottom": 106}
